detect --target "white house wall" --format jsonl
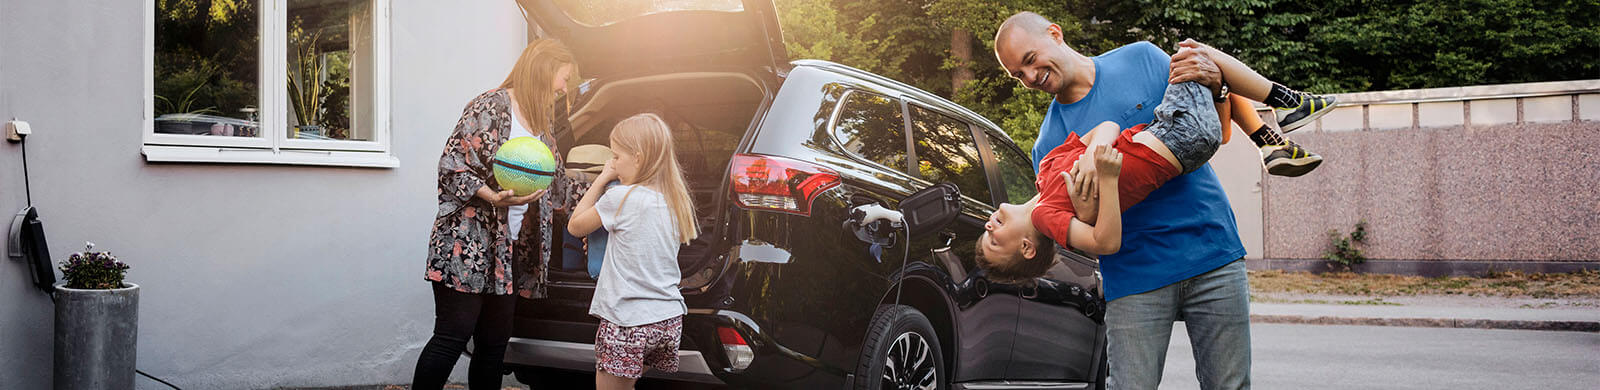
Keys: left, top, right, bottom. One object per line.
{"left": 0, "top": 1, "right": 529, "bottom": 388}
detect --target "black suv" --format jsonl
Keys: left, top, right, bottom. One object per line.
{"left": 507, "top": 1, "right": 1106, "bottom": 389}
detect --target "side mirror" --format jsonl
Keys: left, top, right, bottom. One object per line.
{"left": 898, "top": 183, "right": 961, "bottom": 238}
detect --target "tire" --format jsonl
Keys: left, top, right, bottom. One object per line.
{"left": 854, "top": 305, "right": 945, "bottom": 390}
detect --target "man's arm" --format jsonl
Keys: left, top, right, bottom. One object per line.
{"left": 1168, "top": 42, "right": 1230, "bottom": 129}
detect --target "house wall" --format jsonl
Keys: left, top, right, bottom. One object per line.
{"left": 0, "top": 1, "right": 529, "bottom": 388}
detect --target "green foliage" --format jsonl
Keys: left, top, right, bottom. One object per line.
{"left": 153, "top": 0, "right": 259, "bottom": 118}
{"left": 773, "top": 0, "right": 1600, "bottom": 149}
{"left": 1324, "top": 220, "right": 1368, "bottom": 270}
{"left": 59, "top": 243, "right": 129, "bottom": 290}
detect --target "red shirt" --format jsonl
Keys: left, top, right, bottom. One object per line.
{"left": 1031, "top": 124, "right": 1181, "bottom": 246}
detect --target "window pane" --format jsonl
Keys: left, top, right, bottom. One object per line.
{"left": 909, "top": 106, "right": 992, "bottom": 205}
{"left": 153, "top": 0, "right": 261, "bottom": 137}
{"left": 287, "top": 0, "right": 374, "bottom": 141}
{"left": 833, "top": 92, "right": 907, "bottom": 172}
{"left": 990, "top": 133, "right": 1037, "bottom": 205}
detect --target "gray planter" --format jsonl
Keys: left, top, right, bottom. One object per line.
{"left": 54, "top": 283, "right": 138, "bottom": 390}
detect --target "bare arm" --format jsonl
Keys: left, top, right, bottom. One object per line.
{"left": 1067, "top": 121, "right": 1123, "bottom": 208}
{"left": 567, "top": 161, "right": 616, "bottom": 237}
{"left": 1065, "top": 145, "right": 1124, "bottom": 255}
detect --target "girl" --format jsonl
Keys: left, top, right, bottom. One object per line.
{"left": 568, "top": 113, "right": 698, "bottom": 389}
{"left": 417, "top": 39, "right": 574, "bottom": 390}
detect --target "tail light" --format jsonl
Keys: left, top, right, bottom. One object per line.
{"left": 717, "top": 326, "right": 755, "bottom": 370}
{"left": 729, "top": 154, "right": 840, "bottom": 216}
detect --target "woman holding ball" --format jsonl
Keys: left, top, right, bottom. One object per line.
{"left": 417, "top": 39, "right": 576, "bottom": 390}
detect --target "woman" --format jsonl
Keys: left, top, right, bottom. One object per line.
{"left": 416, "top": 39, "right": 575, "bottom": 390}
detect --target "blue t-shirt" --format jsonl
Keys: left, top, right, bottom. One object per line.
{"left": 1035, "top": 41, "right": 1246, "bottom": 302}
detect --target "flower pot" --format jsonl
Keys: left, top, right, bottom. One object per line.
{"left": 53, "top": 283, "right": 138, "bottom": 390}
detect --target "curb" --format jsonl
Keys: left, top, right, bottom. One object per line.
{"left": 1250, "top": 314, "right": 1600, "bottom": 333}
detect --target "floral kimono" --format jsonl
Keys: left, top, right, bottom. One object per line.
{"left": 427, "top": 88, "right": 577, "bottom": 297}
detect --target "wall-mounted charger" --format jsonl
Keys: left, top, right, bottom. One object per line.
{"left": 5, "top": 120, "right": 31, "bottom": 142}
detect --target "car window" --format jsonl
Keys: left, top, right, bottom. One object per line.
{"left": 908, "top": 105, "right": 993, "bottom": 206}
{"left": 832, "top": 91, "right": 908, "bottom": 172}
{"left": 989, "top": 132, "right": 1037, "bottom": 204}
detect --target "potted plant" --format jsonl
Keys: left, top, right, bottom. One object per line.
{"left": 54, "top": 242, "right": 137, "bottom": 390}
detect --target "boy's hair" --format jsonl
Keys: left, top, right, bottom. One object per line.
{"left": 610, "top": 113, "right": 699, "bottom": 244}
{"left": 976, "top": 231, "right": 1058, "bottom": 283}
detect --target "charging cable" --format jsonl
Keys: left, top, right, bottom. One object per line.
{"left": 850, "top": 204, "right": 913, "bottom": 306}
{"left": 14, "top": 133, "right": 182, "bottom": 390}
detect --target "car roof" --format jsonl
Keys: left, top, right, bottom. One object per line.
{"left": 790, "top": 59, "right": 1010, "bottom": 140}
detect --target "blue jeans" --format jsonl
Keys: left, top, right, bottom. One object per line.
{"left": 1106, "top": 259, "right": 1251, "bottom": 390}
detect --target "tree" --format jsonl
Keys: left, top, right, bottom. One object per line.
{"left": 774, "top": 0, "right": 1600, "bottom": 152}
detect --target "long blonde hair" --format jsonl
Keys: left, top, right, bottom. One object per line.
{"left": 610, "top": 113, "right": 699, "bottom": 244}
{"left": 499, "top": 39, "right": 574, "bottom": 137}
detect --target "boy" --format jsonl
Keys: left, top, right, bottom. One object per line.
{"left": 977, "top": 46, "right": 1333, "bottom": 277}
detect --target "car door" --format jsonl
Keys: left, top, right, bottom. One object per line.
{"left": 904, "top": 104, "right": 1021, "bottom": 382}
{"left": 984, "top": 131, "right": 1108, "bottom": 382}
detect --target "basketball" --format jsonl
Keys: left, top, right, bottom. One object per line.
{"left": 492, "top": 137, "right": 557, "bottom": 196}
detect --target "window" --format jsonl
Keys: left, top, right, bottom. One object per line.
{"left": 908, "top": 105, "right": 993, "bottom": 205}
{"left": 143, "top": 0, "right": 395, "bottom": 167}
{"left": 831, "top": 91, "right": 908, "bottom": 172}
{"left": 990, "top": 133, "right": 1037, "bottom": 204}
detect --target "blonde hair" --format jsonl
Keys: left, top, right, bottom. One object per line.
{"left": 610, "top": 113, "right": 699, "bottom": 244}
{"left": 500, "top": 39, "right": 575, "bottom": 137}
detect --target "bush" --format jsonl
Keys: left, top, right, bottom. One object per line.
{"left": 59, "top": 242, "right": 129, "bottom": 290}
{"left": 1324, "top": 220, "right": 1367, "bottom": 271}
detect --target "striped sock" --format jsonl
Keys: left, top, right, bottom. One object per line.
{"left": 1265, "top": 83, "right": 1303, "bottom": 109}
{"left": 1249, "top": 124, "right": 1286, "bottom": 146}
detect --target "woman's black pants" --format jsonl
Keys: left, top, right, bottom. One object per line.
{"left": 412, "top": 282, "right": 516, "bottom": 390}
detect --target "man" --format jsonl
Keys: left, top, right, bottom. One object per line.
{"left": 992, "top": 11, "right": 1268, "bottom": 389}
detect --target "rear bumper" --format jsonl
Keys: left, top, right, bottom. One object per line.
{"left": 504, "top": 337, "right": 726, "bottom": 385}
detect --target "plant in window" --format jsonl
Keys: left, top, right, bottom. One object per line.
{"left": 287, "top": 18, "right": 331, "bottom": 138}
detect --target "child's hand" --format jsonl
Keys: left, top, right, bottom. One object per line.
{"left": 1093, "top": 145, "right": 1122, "bottom": 179}
{"left": 596, "top": 158, "right": 617, "bottom": 183}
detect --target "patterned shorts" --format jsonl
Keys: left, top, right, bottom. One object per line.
{"left": 596, "top": 316, "right": 683, "bottom": 379}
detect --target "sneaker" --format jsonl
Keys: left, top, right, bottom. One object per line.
{"left": 1275, "top": 93, "right": 1337, "bottom": 133}
{"left": 1262, "top": 141, "right": 1323, "bottom": 177}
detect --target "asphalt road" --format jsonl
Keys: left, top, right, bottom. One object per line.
{"left": 1156, "top": 323, "right": 1600, "bottom": 390}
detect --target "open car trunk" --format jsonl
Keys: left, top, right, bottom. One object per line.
{"left": 542, "top": 71, "right": 767, "bottom": 298}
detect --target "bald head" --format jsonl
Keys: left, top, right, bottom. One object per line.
{"left": 995, "top": 11, "right": 1054, "bottom": 43}
{"left": 994, "top": 11, "right": 1082, "bottom": 98}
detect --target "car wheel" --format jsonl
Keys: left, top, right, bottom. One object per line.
{"left": 854, "top": 305, "right": 945, "bottom": 390}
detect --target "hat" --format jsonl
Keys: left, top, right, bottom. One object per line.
{"left": 567, "top": 144, "right": 614, "bottom": 173}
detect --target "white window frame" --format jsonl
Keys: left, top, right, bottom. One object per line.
{"left": 141, "top": 0, "right": 396, "bottom": 168}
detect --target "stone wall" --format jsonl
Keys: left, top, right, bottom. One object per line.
{"left": 1256, "top": 81, "right": 1600, "bottom": 266}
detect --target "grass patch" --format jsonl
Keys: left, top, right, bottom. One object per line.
{"left": 1248, "top": 269, "right": 1600, "bottom": 298}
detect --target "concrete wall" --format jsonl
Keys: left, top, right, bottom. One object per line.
{"left": 1219, "top": 81, "right": 1600, "bottom": 267}
{"left": 1213, "top": 123, "right": 1267, "bottom": 259}
{"left": 0, "top": 1, "right": 529, "bottom": 388}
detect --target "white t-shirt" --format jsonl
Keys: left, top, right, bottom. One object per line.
{"left": 505, "top": 118, "right": 536, "bottom": 241}
{"left": 589, "top": 184, "right": 686, "bottom": 326}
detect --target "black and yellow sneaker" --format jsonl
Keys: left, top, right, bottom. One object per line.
{"left": 1275, "top": 93, "right": 1337, "bottom": 133}
{"left": 1261, "top": 141, "right": 1322, "bottom": 177}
